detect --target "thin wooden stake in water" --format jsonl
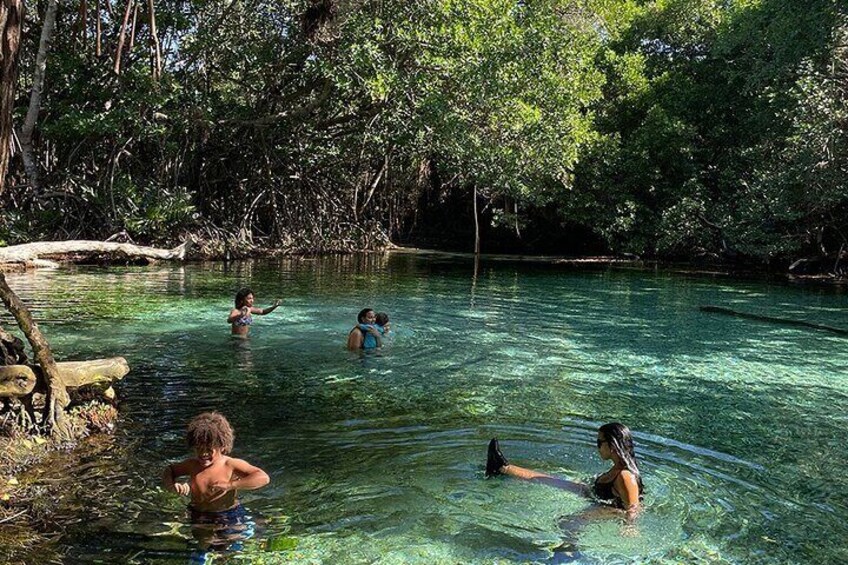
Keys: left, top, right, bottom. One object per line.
{"left": 473, "top": 184, "right": 480, "bottom": 255}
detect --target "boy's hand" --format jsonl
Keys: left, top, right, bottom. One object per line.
{"left": 173, "top": 483, "right": 191, "bottom": 496}
{"left": 272, "top": 299, "right": 281, "bottom": 307}
{"left": 208, "top": 480, "right": 233, "bottom": 498}
{"left": 367, "top": 326, "right": 381, "bottom": 336}
{"left": 241, "top": 306, "right": 250, "bottom": 316}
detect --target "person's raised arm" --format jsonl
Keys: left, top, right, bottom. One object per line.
{"left": 253, "top": 299, "right": 281, "bottom": 316}
{"left": 162, "top": 460, "right": 193, "bottom": 496}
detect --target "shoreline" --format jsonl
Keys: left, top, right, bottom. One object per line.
{"left": 0, "top": 403, "right": 119, "bottom": 559}
{"left": 388, "top": 247, "right": 848, "bottom": 286}
{"left": 2, "top": 241, "right": 845, "bottom": 285}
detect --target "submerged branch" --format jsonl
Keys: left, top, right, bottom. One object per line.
{"left": 699, "top": 305, "right": 848, "bottom": 336}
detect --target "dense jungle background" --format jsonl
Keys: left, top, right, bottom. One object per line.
{"left": 1, "top": 0, "right": 846, "bottom": 265}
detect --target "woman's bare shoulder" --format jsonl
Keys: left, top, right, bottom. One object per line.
{"left": 617, "top": 469, "right": 639, "bottom": 485}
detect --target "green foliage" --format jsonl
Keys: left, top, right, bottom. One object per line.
{"left": 3, "top": 0, "right": 847, "bottom": 262}
{"left": 569, "top": 0, "right": 847, "bottom": 261}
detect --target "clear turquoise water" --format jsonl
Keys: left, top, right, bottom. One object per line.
{"left": 3, "top": 254, "right": 848, "bottom": 563}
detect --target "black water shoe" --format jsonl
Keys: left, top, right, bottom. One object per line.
{"left": 486, "top": 438, "right": 509, "bottom": 477}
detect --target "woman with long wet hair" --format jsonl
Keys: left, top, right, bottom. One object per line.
{"left": 227, "top": 288, "right": 281, "bottom": 336}
{"left": 485, "top": 422, "right": 644, "bottom": 517}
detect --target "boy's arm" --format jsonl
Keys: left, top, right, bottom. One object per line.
{"left": 209, "top": 458, "right": 270, "bottom": 496}
{"left": 228, "top": 458, "right": 270, "bottom": 491}
{"left": 163, "top": 460, "right": 193, "bottom": 496}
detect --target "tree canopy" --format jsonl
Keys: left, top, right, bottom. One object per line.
{"left": 2, "top": 0, "right": 845, "bottom": 264}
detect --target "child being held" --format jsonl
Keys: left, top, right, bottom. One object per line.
{"left": 360, "top": 311, "right": 391, "bottom": 349}
{"left": 375, "top": 312, "right": 391, "bottom": 335}
{"left": 163, "top": 412, "right": 270, "bottom": 549}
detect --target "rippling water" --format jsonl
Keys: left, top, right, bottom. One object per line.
{"left": 3, "top": 254, "right": 847, "bottom": 564}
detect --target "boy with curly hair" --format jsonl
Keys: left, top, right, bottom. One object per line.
{"left": 163, "top": 412, "right": 270, "bottom": 516}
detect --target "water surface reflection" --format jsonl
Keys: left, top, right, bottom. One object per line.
{"left": 2, "top": 254, "right": 846, "bottom": 563}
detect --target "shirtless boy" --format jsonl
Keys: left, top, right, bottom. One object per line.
{"left": 162, "top": 412, "right": 270, "bottom": 515}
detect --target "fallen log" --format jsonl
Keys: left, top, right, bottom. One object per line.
{"left": 699, "top": 305, "right": 848, "bottom": 336}
{"left": 0, "top": 357, "right": 129, "bottom": 398}
{"left": 51, "top": 357, "right": 130, "bottom": 389}
{"left": 0, "top": 365, "right": 37, "bottom": 397}
{"left": 0, "top": 240, "right": 190, "bottom": 268}
{"left": 36, "top": 357, "right": 130, "bottom": 394}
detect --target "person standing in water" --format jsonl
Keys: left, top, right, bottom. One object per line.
{"left": 162, "top": 412, "right": 270, "bottom": 552}
{"left": 347, "top": 308, "right": 383, "bottom": 351}
{"left": 228, "top": 288, "right": 280, "bottom": 336}
{"left": 486, "top": 422, "right": 644, "bottom": 517}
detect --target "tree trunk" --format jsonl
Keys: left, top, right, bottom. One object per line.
{"left": 147, "top": 0, "right": 161, "bottom": 80}
{"left": 0, "top": 239, "right": 191, "bottom": 267}
{"left": 96, "top": 0, "right": 102, "bottom": 56}
{"left": 79, "top": 0, "right": 87, "bottom": 45}
{"left": 113, "top": 0, "right": 133, "bottom": 74}
{"left": 128, "top": 2, "right": 138, "bottom": 51}
{"left": 0, "top": 0, "right": 24, "bottom": 194}
{"left": 0, "top": 273, "right": 70, "bottom": 437}
{"left": 18, "top": 0, "right": 58, "bottom": 194}
{"left": 359, "top": 154, "right": 387, "bottom": 216}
